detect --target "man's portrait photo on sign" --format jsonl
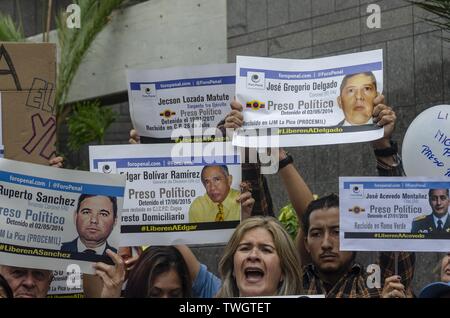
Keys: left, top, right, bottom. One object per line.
{"left": 337, "top": 71, "right": 379, "bottom": 126}
{"left": 189, "top": 165, "right": 241, "bottom": 223}
{"left": 61, "top": 194, "right": 118, "bottom": 255}
{"left": 411, "top": 188, "right": 450, "bottom": 236}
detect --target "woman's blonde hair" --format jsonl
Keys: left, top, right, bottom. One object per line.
{"left": 216, "top": 216, "right": 303, "bottom": 297}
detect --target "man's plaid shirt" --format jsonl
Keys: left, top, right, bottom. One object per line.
{"left": 302, "top": 251, "right": 415, "bottom": 297}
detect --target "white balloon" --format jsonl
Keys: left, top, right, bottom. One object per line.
{"left": 403, "top": 105, "right": 450, "bottom": 177}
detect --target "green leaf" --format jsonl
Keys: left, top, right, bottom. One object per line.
{"left": 409, "top": 0, "right": 450, "bottom": 40}
{"left": 278, "top": 203, "right": 299, "bottom": 241}
{"left": 0, "top": 13, "right": 24, "bottom": 42}
{"left": 66, "top": 100, "right": 117, "bottom": 151}
{"left": 56, "top": 0, "right": 125, "bottom": 109}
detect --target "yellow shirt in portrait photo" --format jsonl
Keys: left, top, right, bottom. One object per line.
{"left": 188, "top": 188, "right": 241, "bottom": 223}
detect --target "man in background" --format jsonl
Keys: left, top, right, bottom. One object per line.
{"left": 0, "top": 265, "right": 52, "bottom": 298}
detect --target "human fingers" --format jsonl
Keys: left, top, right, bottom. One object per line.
{"left": 49, "top": 156, "right": 64, "bottom": 168}
{"left": 230, "top": 99, "right": 243, "bottom": 112}
{"left": 129, "top": 129, "right": 140, "bottom": 144}
{"left": 237, "top": 191, "right": 253, "bottom": 205}
{"left": 94, "top": 268, "right": 123, "bottom": 296}
{"left": 107, "top": 249, "right": 126, "bottom": 273}
{"left": 94, "top": 251, "right": 125, "bottom": 279}
{"left": 372, "top": 102, "right": 390, "bottom": 119}
{"left": 93, "top": 262, "right": 114, "bottom": 278}
{"left": 124, "top": 254, "right": 140, "bottom": 271}
{"left": 388, "top": 282, "right": 406, "bottom": 292}
{"left": 375, "top": 109, "right": 396, "bottom": 127}
{"left": 388, "top": 289, "right": 406, "bottom": 298}
{"left": 95, "top": 268, "right": 112, "bottom": 286}
{"left": 373, "top": 93, "right": 385, "bottom": 107}
{"left": 383, "top": 276, "right": 405, "bottom": 295}
{"left": 241, "top": 197, "right": 255, "bottom": 209}
{"left": 384, "top": 275, "right": 401, "bottom": 284}
{"left": 240, "top": 192, "right": 255, "bottom": 220}
{"left": 224, "top": 111, "right": 244, "bottom": 129}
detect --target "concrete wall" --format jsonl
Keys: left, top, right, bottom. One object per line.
{"left": 65, "top": 0, "right": 227, "bottom": 103}
{"left": 21, "top": 0, "right": 227, "bottom": 104}
{"left": 0, "top": 0, "right": 148, "bottom": 37}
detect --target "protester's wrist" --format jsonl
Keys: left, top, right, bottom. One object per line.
{"left": 372, "top": 137, "right": 391, "bottom": 149}
{"left": 373, "top": 139, "right": 398, "bottom": 157}
{"left": 278, "top": 151, "right": 293, "bottom": 172}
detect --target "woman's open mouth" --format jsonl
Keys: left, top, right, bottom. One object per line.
{"left": 244, "top": 267, "right": 265, "bottom": 283}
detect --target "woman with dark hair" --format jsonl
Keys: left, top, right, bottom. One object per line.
{"left": 88, "top": 246, "right": 192, "bottom": 298}
{"left": 124, "top": 246, "right": 191, "bottom": 298}
{"left": 0, "top": 274, "right": 13, "bottom": 298}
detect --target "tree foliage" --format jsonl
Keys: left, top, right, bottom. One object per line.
{"left": 67, "top": 100, "right": 117, "bottom": 151}
{"left": 278, "top": 203, "right": 299, "bottom": 241}
{"left": 410, "top": 0, "right": 450, "bottom": 40}
{"left": 55, "top": 0, "right": 125, "bottom": 110}
{"left": 0, "top": 13, "right": 24, "bottom": 41}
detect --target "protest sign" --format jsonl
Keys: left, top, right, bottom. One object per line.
{"left": 47, "top": 270, "right": 84, "bottom": 298}
{"left": 90, "top": 142, "right": 241, "bottom": 246}
{"left": 233, "top": 50, "right": 384, "bottom": 148}
{"left": 127, "top": 64, "right": 234, "bottom": 142}
{"left": 0, "top": 43, "right": 56, "bottom": 164}
{"left": 403, "top": 105, "right": 450, "bottom": 178}
{"left": 340, "top": 177, "right": 450, "bottom": 252}
{"left": 0, "top": 159, "right": 125, "bottom": 274}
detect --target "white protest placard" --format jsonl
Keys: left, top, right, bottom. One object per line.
{"left": 403, "top": 105, "right": 450, "bottom": 178}
{"left": 89, "top": 142, "right": 241, "bottom": 246}
{"left": 47, "top": 270, "right": 84, "bottom": 298}
{"left": 0, "top": 159, "right": 125, "bottom": 274}
{"left": 340, "top": 177, "right": 450, "bottom": 252}
{"left": 233, "top": 50, "right": 384, "bottom": 148}
{"left": 127, "top": 64, "right": 234, "bottom": 141}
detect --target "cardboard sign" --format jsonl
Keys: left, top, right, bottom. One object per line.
{"left": 0, "top": 43, "right": 56, "bottom": 164}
